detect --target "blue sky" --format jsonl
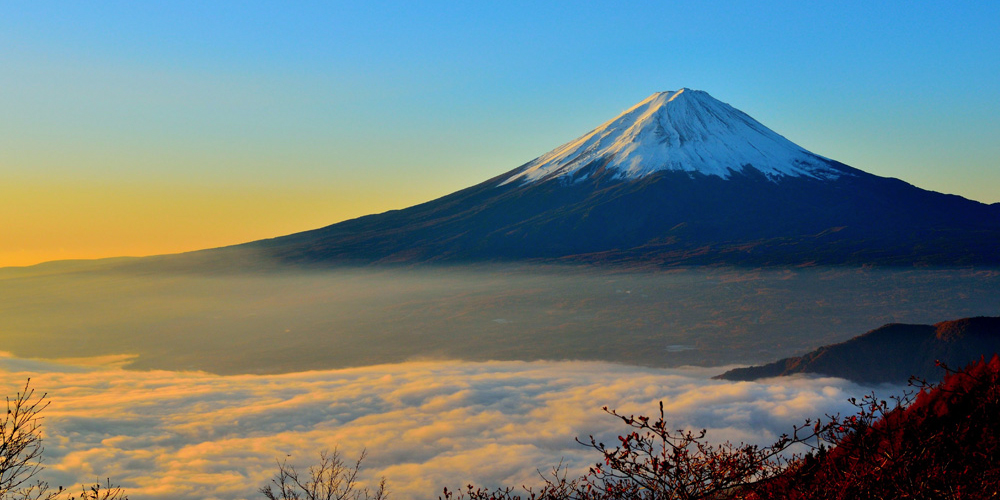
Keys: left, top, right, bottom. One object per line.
{"left": 2, "top": 1, "right": 999, "bottom": 265}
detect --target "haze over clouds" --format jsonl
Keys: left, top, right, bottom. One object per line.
{"left": 3, "top": 265, "right": 998, "bottom": 375}
{"left": 0, "top": 354, "right": 899, "bottom": 500}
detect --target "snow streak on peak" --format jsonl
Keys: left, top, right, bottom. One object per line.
{"left": 501, "top": 88, "right": 841, "bottom": 186}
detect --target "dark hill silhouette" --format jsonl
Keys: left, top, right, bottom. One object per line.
{"left": 716, "top": 316, "right": 1000, "bottom": 383}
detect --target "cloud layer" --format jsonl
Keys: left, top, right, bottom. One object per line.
{"left": 0, "top": 354, "right": 897, "bottom": 500}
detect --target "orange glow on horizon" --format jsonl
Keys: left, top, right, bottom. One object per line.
{"left": 1, "top": 180, "right": 435, "bottom": 268}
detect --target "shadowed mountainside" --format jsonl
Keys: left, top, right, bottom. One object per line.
{"left": 716, "top": 316, "right": 1000, "bottom": 383}
{"left": 235, "top": 166, "right": 1000, "bottom": 268}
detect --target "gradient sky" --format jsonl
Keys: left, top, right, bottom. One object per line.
{"left": 3, "top": 1, "right": 999, "bottom": 267}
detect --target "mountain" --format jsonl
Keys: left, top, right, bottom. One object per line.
{"left": 715, "top": 316, "right": 1000, "bottom": 383}
{"left": 234, "top": 88, "right": 1000, "bottom": 267}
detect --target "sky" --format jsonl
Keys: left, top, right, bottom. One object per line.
{"left": 3, "top": 1, "right": 999, "bottom": 267}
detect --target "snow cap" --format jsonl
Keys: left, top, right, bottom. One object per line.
{"left": 501, "top": 88, "right": 838, "bottom": 185}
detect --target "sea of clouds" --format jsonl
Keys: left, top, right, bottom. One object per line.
{"left": 0, "top": 353, "right": 901, "bottom": 500}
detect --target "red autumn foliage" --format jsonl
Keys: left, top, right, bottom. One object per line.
{"left": 750, "top": 355, "right": 1000, "bottom": 499}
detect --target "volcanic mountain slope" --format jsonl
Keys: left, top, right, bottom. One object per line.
{"left": 238, "top": 88, "right": 1000, "bottom": 267}
{"left": 716, "top": 316, "right": 1000, "bottom": 384}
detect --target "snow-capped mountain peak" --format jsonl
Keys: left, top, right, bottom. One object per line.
{"left": 501, "top": 88, "right": 841, "bottom": 186}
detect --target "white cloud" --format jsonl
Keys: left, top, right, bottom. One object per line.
{"left": 0, "top": 355, "right": 899, "bottom": 500}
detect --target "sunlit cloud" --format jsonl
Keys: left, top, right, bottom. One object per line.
{"left": 0, "top": 354, "right": 899, "bottom": 500}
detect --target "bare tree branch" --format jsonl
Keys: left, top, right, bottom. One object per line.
{"left": 260, "top": 449, "right": 387, "bottom": 500}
